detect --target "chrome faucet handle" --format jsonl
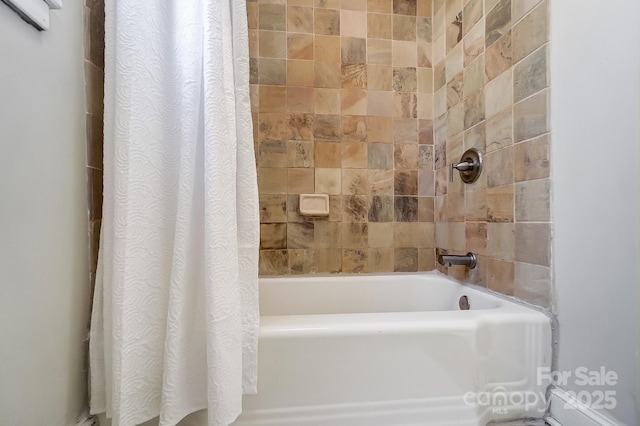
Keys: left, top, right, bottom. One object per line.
{"left": 449, "top": 161, "right": 476, "bottom": 181}
{"left": 449, "top": 148, "right": 483, "bottom": 184}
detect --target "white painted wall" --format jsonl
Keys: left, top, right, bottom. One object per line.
{"left": 550, "top": 0, "right": 640, "bottom": 424}
{"left": 0, "top": 3, "right": 90, "bottom": 426}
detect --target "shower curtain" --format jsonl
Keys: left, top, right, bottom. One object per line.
{"left": 89, "top": 0, "right": 259, "bottom": 425}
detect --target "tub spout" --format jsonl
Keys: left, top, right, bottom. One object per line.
{"left": 437, "top": 252, "right": 477, "bottom": 269}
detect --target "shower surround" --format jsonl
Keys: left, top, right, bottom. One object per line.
{"left": 251, "top": 0, "right": 552, "bottom": 310}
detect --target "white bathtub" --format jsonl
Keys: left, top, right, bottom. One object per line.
{"left": 233, "top": 272, "right": 552, "bottom": 426}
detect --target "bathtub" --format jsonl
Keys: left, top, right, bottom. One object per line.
{"left": 233, "top": 272, "right": 552, "bottom": 426}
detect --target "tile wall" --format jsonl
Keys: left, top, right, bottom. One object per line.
{"left": 431, "top": 0, "right": 551, "bottom": 308}
{"left": 250, "top": 0, "right": 437, "bottom": 275}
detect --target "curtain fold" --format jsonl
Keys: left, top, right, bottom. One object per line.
{"left": 89, "top": 1, "right": 259, "bottom": 425}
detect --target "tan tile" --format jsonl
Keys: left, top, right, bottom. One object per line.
{"left": 418, "top": 42, "right": 433, "bottom": 68}
{"left": 260, "top": 194, "right": 287, "bottom": 223}
{"left": 418, "top": 222, "right": 435, "bottom": 247}
{"left": 419, "top": 196, "right": 434, "bottom": 221}
{"left": 466, "top": 222, "right": 487, "bottom": 255}
{"left": 393, "top": 66, "right": 417, "bottom": 92}
{"left": 342, "top": 89, "right": 368, "bottom": 115}
{"left": 513, "top": 134, "right": 550, "bottom": 182}
{"left": 394, "top": 222, "right": 419, "bottom": 247}
{"left": 394, "top": 196, "right": 419, "bottom": 222}
{"left": 288, "top": 113, "right": 314, "bottom": 140}
{"left": 315, "top": 8, "right": 340, "bottom": 35}
{"left": 313, "top": 221, "right": 341, "bottom": 249}
{"left": 259, "top": 86, "right": 286, "bottom": 113}
{"left": 258, "top": 167, "right": 287, "bottom": 194}
{"left": 247, "top": 3, "right": 259, "bottom": 30}
{"left": 433, "top": 33, "right": 446, "bottom": 66}
{"left": 512, "top": 0, "right": 548, "bottom": 63}
{"left": 487, "top": 258, "right": 515, "bottom": 296}
{"left": 513, "top": 89, "right": 549, "bottom": 142}
{"left": 417, "top": 68, "right": 433, "bottom": 93}
{"left": 395, "top": 144, "right": 419, "bottom": 170}
{"left": 342, "top": 141, "right": 368, "bottom": 168}
{"left": 314, "top": 141, "right": 341, "bottom": 167}
{"left": 288, "top": 168, "right": 315, "bottom": 193}
{"left": 395, "top": 247, "right": 419, "bottom": 272}
{"left": 445, "top": 43, "right": 464, "bottom": 82}
{"left": 465, "top": 188, "right": 488, "bottom": 221}
{"left": 249, "top": 30, "right": 258, "bottom": 58}
{"left": 313, "top": 114, "right": 341, "bottom": 141}
{"left": 288, "top": 249, "right": 316, "bottom": 274}
{"left": 287, "top": 140, "right": 314, "bottom": 167}
{"left": 417, "top": 17, "right": 432, "bottom": 42}
{"left": 447, "top": 192, "right": 465, "bottom": 221}
{"left": 368, "top": 169, "right": 394, "bottom": 194}
{"left": 342, "top": 169, "right": 369, "bottom": 195}
{"left": 367, "top": 117, "right": 394, "bottom": 142}
{"left": 341, "top": 63, "right": 368, "bottom": 89}
{"left": 487, "top": 222, "right": 514, "bottom": 260}
{"left": 394, "top": 0, "right": 417, "bottom": 15}
{"left": 419, "top": 145, "right": 433, "bottom": 170}
{"left": 315, "top": 61, "right": 342, "bottom": 88}
{"left": 288, "top": 222, "right": 315, "bottom": 248}
{"left": 435, "top": 167, "right": 448, "bottom": 196}
{"left": 341, "top": 37, "right": 367, "bottom": 64}
{"left": 393, "top": 15, "right": 417, "bottom": 41}
{"left": 368, "top": 39, "right": 392, "bottom": 64}
{"left": 341, "top": 10, "right": 367, "bottom": 38}
{"left": 486, "top": 106, "right": 513, "bottom": 153}
{"left": 260, "top": 223, "right": 287, "bottom": 249}
{"left": 485, "top": 30, "right": 512, "bottom": 81}
{"left": 368, "top": 195, "right": 394, "bottom": 221}
{"left": 287, "top": 33, "right": 313, "bottom": 59}
{"left": 446, "top": 102, "right": 464, "bottom": 136}
{"left": 486, "top": 146, "right": 513, "bottom": 188}
{"left": 287, "top": 6, "right": 313, "bottom": 33}
{"left": 259, "top": 250, "right": 288, "bottom": 276}
{"left": 392, "top": 40, "right": 418, "bottom": 67}
{"left": 487, "top": 184, "right": 514, "bottom": 223}
{"left": 316, "top": 0, "right": 341, "bottom": 8}
{"left": 315, "top": 167, "right": 342, "bottom": 194}
{"left": 367, "top": 64, "right": 393, "bottom": 91}
{"left": 343, "top": 249, "right": 369, "bottom": 273}
{"left": 515, "top": 223, "right": 550, "bottom": 266}
{"left": 394, "top": 118, "right": 418, "bottom": 143}
{"left": 259, "top": 4, "right": 286, "bottom": 31}
{"left": 314, "top": 35, "right": 341, "bottom": 62}
{"left": 417, "top": 0, "right": 432, "bottom": 16}
{"left": 368, "top": 143, "right": 393, "bottom": 169}
{"left": 394, "top": 92, "right": 417, "bottom": 118}
{"left": 434, "top": 60, "right": 446, "bottom": 91}
{"left": 315, "top": 248, "right": 342, "bottom": 273}
{"left": 445, "top": 13, "right": 462, "bottom": 54}
{"left": 342, "top": 115, "right": 368, "bottom": 141}
{"left": 463, "top": 84, "right": 484, "bottom": 129}
{"left": 447, "top": 71, "right": 464, "bottom": 108}
{"left": 463, "top": 121, "right": 485, "bottom": 152}
{"left": 485, "top": 69, "right": 512, "bottom": 118}
{"left": 513, "top": 44, "right": 548, "bottom": 103}
{"left": 418, "top": 248, "right": 435, "bottom": 270}
{"left": 287, "top": 59, "right": 314, "bottom": 86}
{"left": 418, "top": 120, "right": 434, "bottom": 145}
{"left": 485, "top": 0, "right": 511, "bottom": 47}
{"left": 289, "top": 0, "right": 314, "bottom": 6}
{"left": 464, "top": 58, "right": 485, "bottom": 102}
{"left": 287, "top": 86, "right": 314, "bottom": 113}
{"left": 314, "top": 88, "right": 341, "bottom": 114}
{"left": 514, "top": 262, "right": 552, "bottom": 309}
{"left": 394, "top": 170, "right": 418, "bottom": 195}
{"left": 368, "top": 222, "right": 394, "bottom": 247}
{"left": 462, "top": 0, "right": 482, "bottom": 35}
{"left": 368, "top": 13, "right": 392, "bottom": 39}
{"left": 329, "top": 195, "right": 343, "bottom": 221}
{"left": 368, "top": 0, "right": 392, "bottom": 13}
{"left": 515, "top": 179, "right": 550, "bottom": 222}
{"left": 369, "top": 247, "right": 395, "bottom": 272}
{"left": 259, "top": 31, "right": 286, "bottom": 58}
{"left": 342, "top": 223, "right": 369, "bottom": 247}
{"left": 367, "top": 91, "right": 394, "bottom": 117}
{"left": 342, "top": 195, "right": 369, "bottom": 221}
{"left": 257, "top": 140, "right": 287, "bottom": 167}
{"left": 259, "top": 58, "right": 286, "bottom": 85}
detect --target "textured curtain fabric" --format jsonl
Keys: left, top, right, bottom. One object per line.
{"left": 89, "top": 1, "right": 259, "bottom": 425}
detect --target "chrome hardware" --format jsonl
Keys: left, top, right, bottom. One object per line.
{"left": 459, "top": 295, "right": 470, "bottom": 310}
{"left": 449, "top": 148, "right": 483, "bottom": 183}
{"left": 437, "top": 251, "right": 477, "bottom": 269}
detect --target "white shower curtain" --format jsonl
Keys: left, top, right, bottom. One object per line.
{"left": 89, "top": 0, "right": 259, "bottom": 425}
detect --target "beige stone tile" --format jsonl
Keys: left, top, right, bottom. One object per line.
{"left": 463, "top": 19, "right": 484, "bottom": 66}
{"left": 315, "top": 167, "right": 342, "bottom": 194}
{"left": 394, "top": 248, "right": 419, "bottom": 272}
{"left": 417, "top": 68, "right": 433, "bottom": 93}
{"left": 393, "top": 67, "right": 417, "bottom": 92}
{"left": 485, "top": 0, "right": 511, "bottom": 47}
{"left": 447, "top": 71, "right": 464, "bottom": 108}
{"left": 367, "top": 117, "right": 394, "bottom": 142}
{"left": 341, "top": 10, "right": 367, "bottom": 37}
{"left": 368, "top": 0, "right": 392, "bottom": 13}
{"left": 445, "top": 42, "right": 464, "bottom": 82}
{"left": 433, "top": 1, "right": 446, "bottom": 37}
{"left": 368, "top": 195, "right": 394, "bottom": 221}
{"left": 514, "top": 261, "right": 552, "bottom": 309}
{"left": 288, "top": 113, "right": 314, "bottom": 140}
{"left": 487, "top": 257, "right": 515, "bottom": 295}
{"left": 288, "top": 168, "right": 315, "bottom": 193}
{"left": 259, "top": 86, "right": 286, "bottom": 113}
{"left": 342, "top": 89, "right": 368, "bottom": 115}
{"left": 394, "top": 170, "right": 418, "bottom": 195}
{"left": 343, "top": 249, "right": 369, "bottom": 273}
{"left": 342, "top": 115, "right": 368, "bottom": 142}
{"left": 314, "top": 221, "right": 342, "bottom": 249}
{"left": 393, "top": 15, "right": 417, "bottom": 41}
{"left": 314, "top": 35, "right": 341, "bottom": 62}
{"left": 486, "top": 106, "right": 512, "bottom": 152}
{"left": 515, "top": 179, "right": 550, "bottom": 222}
{"left": 260, "top": 223, "right": 287, "bottom": 249}
{"left": 393, "top": 222, "right": 419, "bottom": 247}
{"left": 394, "top": 0, "right": 417, "bottom": 15}
{"left": 394, "top": 196, "right": 419, "bottom": 222}
{"left": 435, "top": 167, "right": 448, "bottom": 197}
{"left": 259, "top": 31, "right": 287, "bottom": 58}
{"left": 419, "top": 121, "right": 434, "bottom": 145}
{"left": 434, "top": 60, "right": 446, "bottom": 91}
{"left": 513, "top": 134, "right": 550, "bottom": 182}
{"left": 257, "top": 140, "right": 287, "bottom": 167}
{"left": 485, "top": 0, "right": 500, "bottom": 14}
{"left": 418, "top": 42, "right": 434, "bottom": 68}
{"left": 467, "top": 254, "right": 488, "bottom": 286}
{"left": 463, "top": 121, "right": 486, "bottom": 152}
{"left": 367, "top": 64, "right": 392, "bottom": 91}
{"left": 287, "top": 6, "right": 313, "bottom": 33}
{"left": 259, "top": 4, "right": 286, "bottom": 31}
{"left": 485, "top": 30, "right": 512, "bottom": 81}
{"left": 465, "top": 188, "right": 488, "bottom": 221}
{"left": 367, "top": 39, "right": 392, "bottom": 64}
{"left": 287, "top": 140, "right": 314, "bottom": 168}
{"left": 288, "top": 222, "right": 315, "bottom": 249}
{"left": 368, "top": 222, "right": 394, "bottom": 247}
{"left": 342, "top": 223, "right": 369, "bottom": 247}
{"left": 369, "top": 248, "right": 395, "bottom": 272}
{"left": 463, "top": 54, "right": 485, "bottom": 98}
{"left": 259, "top": 250, "right": 288, "bottom": 276}
{"left": 368, "top": 91, "right": 394, "bottom": 117}
{"left": 487, "top": 184, "right": 514, "bottom": 222}
{"left": 447, "top": 192, "right": 465, "bottom": 221}
{"left": 342, "top": 0, "right": 367, "bottom": 11}
{"left": 315, "top": 248, "right": 342, "bottom": 273}
{"left": 315, "top": 8, "right": 341, "bottom": 35}
{"left": 313, "top": 114, "right": 341, "bottom": 141}
{"left": 288, "top": 249, "right": 316, "bottom": 274}
{"left": 395, "top": 144, "right": 419, "bottom": 170}
{"left": 432, "top": 33, "right": 446, "bottom": 68}
{"left": 466, "top": 222, "right": 488, "bottom": 255}
{"left": 418, "top": 196, "right": 435, "bottom": 221}
{"left": 392, "top": 41, "right": 418, "bottom": 67}
{"left": 289, "top": 0, "right": 314, "bottom": 6}
{"left": 487, "top": 222, "right": 514, "bottom": 260}
{"left": 394, "top": 92, "right": 418, "bottom": 118}
{"left": 512, "top": 0, "right": 547, "bottom": 63}
{"left": 342, "top": 141, "right": 368, "bottom": 168}
{"left": 434, "top": 221, "right": 448, "bottom": 248}
{"left": 343, "top": 194, "right": 369, "bottom": 221}
{"left": 434, "top": 85, "right": 447, "bottom": 117}
{"left": 287, "top": 33, "right": 313, "bottom": 60}
{"left": 417, "top": 94, "right": 433, "bottom": 119}
{"left": 513, "top": 44, "right": 548, "bottom": 103}
{"left": 446, "top": 16, "right": 462, "bottom": 54}
{"left": 419, "top": 145, "right": 433, "bottom": 170}
{"left": 486, "top": 145, "right": 513, "bottom": 188}
{"left": 287, "top": 59, "right": 314, "bottom": 86}
{"left": 448, "top": 222, "right": 467, "bottom": 252}
{"left": 513, "top": 89, "right": 549, "bottom": 142}
{"left": 314, "top": 88, "right": 341, "bottom": 114}
{"left": 258, "top": 167, "right": 287, "bottom": 194}
{"left": 341, "top": 63, "right": 368, "bottom": 89}
{"left": 259, "top": 113, "right": 289, "bottom": 141}
{"left": 247, "top": 3, "right": 259, "bottom": 30}
{"left": 342, "top": 37, "right": 367, "bottom": 63}
{"left": 484, "top": 69, "right": 512, "bottom": 118}
{"left": 249, "top": 30, "right": 258, "bottom": 58}
{"left": 259, "top": 58, "right": 287, "bottom": 85}
{"left": 462, "top": 0, "right": 483, "bottom": 35}
{"left": 368, "top": 169, "right": 394, "bottom": 194}
{"left": 287, "top": 86, "right": 314, "bottom": 113}
{"left": 260, "top": 194, "right": 288, "bottom": 223}
{"left": 515, "top": 223, "right": 550, "bottom": 266}
{"left": 315, "top": 61, "right": 342, "bottom": 88}
{"left": 417, "top": 0, "right": 432, "bottom": 16}
{"left": 418, "top": 222, "right": 435, "bottom": 247}
{"left": 417, "top": 17, "right": 433, "bottom": 43}
{"left": 447, "top": 101, "right": 465, "bottom": 136}
{"left": 315, "top": 141, "right": 341, "bottom": 167}
{"left": 368, "top": 13, "right": 392, "bottom": 39}
{"left": 368, "top": 143, "right": 393, "bottom": 169}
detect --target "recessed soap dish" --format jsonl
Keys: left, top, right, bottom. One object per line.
{"left": 299, "top": 194, "right": 330, "bottom": 216}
